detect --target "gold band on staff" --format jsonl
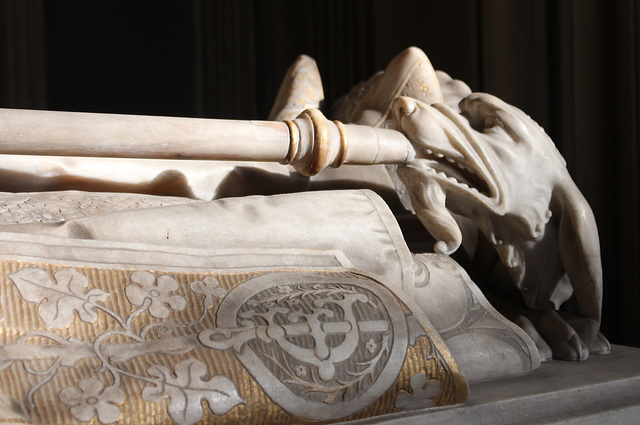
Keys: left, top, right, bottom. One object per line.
{"left": 333, "top": 120, "right": 348, "bottom": 168}
{"left": 300, "top": 108, "right": 329, "bottom": 176}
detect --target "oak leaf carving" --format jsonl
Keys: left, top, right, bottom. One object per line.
{"left": 8, "top": 268, "right": 109, "bottom": 329}
{"left": 142, "top": 358, "right": 243, "bottom": 425}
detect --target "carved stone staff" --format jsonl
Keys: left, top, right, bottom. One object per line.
{"left": 0, "top": 107, "right": 414, "bottom": 176}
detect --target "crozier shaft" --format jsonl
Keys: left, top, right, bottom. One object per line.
{"left": 0, "top": 107, "right": 414, "bottom": 176}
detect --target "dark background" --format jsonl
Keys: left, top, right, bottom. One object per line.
{"left": 1, "top": 0, "right": 639, "bottom": 349}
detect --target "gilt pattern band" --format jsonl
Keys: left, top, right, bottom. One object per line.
{"left": 0, "top": 261, "right": 466, "bottom": 425}
{"left": 332, "top": 120, "right": 349, "bottom": 168}
{"left": 299, "top": 108, "right": 329, "bottom": 176}
{"left": 282, "top": 109, "right": 350, "bottom": 176}
{"left": 282, "top": 119, "right": 300, "bottom": 165}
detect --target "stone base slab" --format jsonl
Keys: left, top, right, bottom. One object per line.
{"left": 347, "top": 344, "right": 640, "bottom": 424}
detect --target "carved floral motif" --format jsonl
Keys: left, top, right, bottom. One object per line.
{"left": 10, "top": 268, "right": 109, "bottom": 329}
{"left": 59, "top": 379, "right": 126, "bottom": 424}
{"left": 5, "top": 267, "right": 238, "bottom": 425}
{"left": 394, "top": 373, "right": 440, "bottom": 410}
{"left": 0, "top": 192, "right": 194, "bottom": 225}
{"left": 125, "top": 271, "right": 187, "bottom": 318}
{"left": 0, "top": 266, "right": 461, "bottom": 424}
{"left": 142, "top": 359, "right": 243, "bottom": 425}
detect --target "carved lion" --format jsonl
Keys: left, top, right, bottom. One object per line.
{"left": 331, "top": 47, "right": 609, "bottom": 361}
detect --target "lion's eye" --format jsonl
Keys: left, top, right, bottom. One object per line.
{"left": 482, "top": 115, "right": 519, "bottom": 143}
{"left": 484, "top": 116, "right": 503, "bottom": 130}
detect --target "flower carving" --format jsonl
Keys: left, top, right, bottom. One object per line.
{"left": 295, "top": 365, "right": 307, "bottom": 377}
{"left": 125, "top": 271, "right": 187, "bottom": 318}
{"left": 276, "top": 285, "right": 292, "bottom": 294}
{"left": 190, "top": 276, "right": 227, "bottom": 310}
{"left": 59, "top": 378, "right": 125, "bottom": 424}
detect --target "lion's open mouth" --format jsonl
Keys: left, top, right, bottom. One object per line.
{"left": 418, "top": 152, "right": 492, "bottom": 197}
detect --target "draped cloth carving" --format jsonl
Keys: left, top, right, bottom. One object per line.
{"left": 0, "top": 190, "right": 468, "bottom": 425}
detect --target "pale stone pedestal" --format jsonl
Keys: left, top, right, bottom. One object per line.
{"left": 350, "top": 345, "right": 640, "bottom": 424}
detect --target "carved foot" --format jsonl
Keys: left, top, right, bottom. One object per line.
{"left": 512, "top": 309, "right": 610, "bottom": 361}
{"left": 559, "top": 313, "right": 611, "bottom": 356}
{"left": 527, "top": 310, "right": 591, "bottom": 361}
{"left": 485, "top": 295, "right": 607, "bottom": 361}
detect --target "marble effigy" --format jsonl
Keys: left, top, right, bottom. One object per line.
{"left": 0, "top": 47, "right": 607, "bottom": 424}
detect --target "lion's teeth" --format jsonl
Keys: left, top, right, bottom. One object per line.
{"left": 435, "top": 153, "right": 444, "bottom": 158}
{"left": 459, "top": 182, "right": 469, "bottom": 188}
{"left": 426, "top": 149, "right": 433, "bottom": 155}
{"left": 449, "top": 177, "right": 458, "bottom": 183}
{"left": 447, "top": 157, "right": 455, "bottom": 163}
